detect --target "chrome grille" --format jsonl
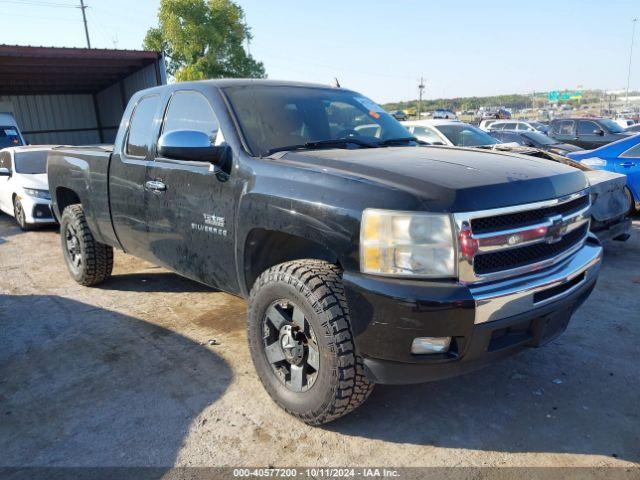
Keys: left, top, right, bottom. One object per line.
{"left": 453, "top": 191, "right": 591, "bottom": 284}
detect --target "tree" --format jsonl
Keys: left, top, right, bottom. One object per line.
{"left": 144, "top": 0, "right": 266, "bottom": 81}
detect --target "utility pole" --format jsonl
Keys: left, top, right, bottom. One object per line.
{"left": 625, "top": 18, "right": 637, "bottom": 106}
{"left": 417, "top": 76, "right": 425, "bottom": 119}
{"left": 79, "top": 0, "right": 91, "bottom": 48}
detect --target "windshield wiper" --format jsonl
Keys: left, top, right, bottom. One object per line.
{"left": 266, "top": 137, "right": 378, "bottom": 156}
{"left": 377, "top": 136, "right": 418, "bottom": 146}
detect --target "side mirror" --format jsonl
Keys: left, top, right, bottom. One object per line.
{"left": 158, "top": 130, "right": 230, "bottom": 165}
{"left": 593, "top": 129, "right": 605, "bottom": 136}
{"left": 0, "top": 167, "right": 10, "bottom": 177}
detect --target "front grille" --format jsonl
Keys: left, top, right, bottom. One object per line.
{"left": 471, "top": 195, "right": 589, "bottom": 234}
{"left": 474, "top": 224, "right": 588, "bottom": 275}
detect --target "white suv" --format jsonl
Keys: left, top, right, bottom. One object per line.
{"left": 0, "top": 146, "right": 56, "bottom": 230}
{"left": 488, "top": 120, "right": 549, "bottom": 134}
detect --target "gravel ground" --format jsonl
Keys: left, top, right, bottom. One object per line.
{"left": 0, "top": 212, "right": 638, "bottom": 468}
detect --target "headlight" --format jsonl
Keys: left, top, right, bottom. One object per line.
{"left": 360, "top": 209, "right": 456, "bottom": 278}
{"left": 580, "top": 157, "right": 606, "bottom": 167}
{"left": 23, "top": 188, "right": 51, "bottom": 200}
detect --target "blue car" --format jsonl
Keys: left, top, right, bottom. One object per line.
{"left": 567, "top": 134, "right": 640, "bottom": 211}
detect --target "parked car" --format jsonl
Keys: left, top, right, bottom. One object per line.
{"left": 478, "top": 107, "right": 511, "bottom": 119}
{"left": 478, "top": 119, "right": 498, "bottom": 131}
{"left": 48, "top": 79, "right": 602, "bottom": 425}
{"left": 470, "top": 144, "right": 631, "bottom": 242}
{"left": 613, "top": 118, "right": 635, "bottom": 129}
{"left": 389, "top": 110, "right": 408, "bottom": 121}
{"left": 567, "top": 133, "right": 640, "bottom": 212}
{"left": 0, "top": 113, "right": 26, "bottom": 148}
{"left": 489, "top": 119, "right": 549, "bottom": 134}
{"left": 489, "top": 130, "right": 582, "bottom": 156}
{"left": 432, "top": 108, "right": 457, "bottom": 120}
{"left": 625, "top": 123, "right": 640, "bottom": 133}
{"left": 403, "top": 119, "right": 502, "bottom": 147}
{"left": 549, "top": 118, "right": 634, "bottom": 149}
{"left": 0, "top": 146, "right": 56, "bottom": 230}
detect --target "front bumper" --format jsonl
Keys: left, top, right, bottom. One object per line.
{"left": 591, "top": 216, "right": 632, "bottom": 242}
{"left": 16, "top": 195, "right": 56, "bottom": 224}
{"left": 343, "top": 239, "right": 602, "bottom": 385}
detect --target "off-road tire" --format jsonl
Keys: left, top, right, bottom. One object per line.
{"left": 624, "top": 186, "right": 636, "bottom": 215}
{"left": 60, "top": 204, "right": 113, "bottom": 286}
{"left": 248, "top": 259, "right": 374, "bottom": 425}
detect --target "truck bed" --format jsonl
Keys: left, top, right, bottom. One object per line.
{"left": 47, "top": 144, "right": 118, "bottom": 247}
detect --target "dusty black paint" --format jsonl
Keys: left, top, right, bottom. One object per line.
{"left": 47, "top": 80, "right": 593, "bottom": 378}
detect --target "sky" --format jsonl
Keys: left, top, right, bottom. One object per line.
{"left": 1, "top": 0, "right": 639, "bottom": 103}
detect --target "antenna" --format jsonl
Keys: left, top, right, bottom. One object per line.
{"left": 333, "top": 77, "right": 341, "bottom": 88}
{"left": 78, "top": 0, "right": 91, "bottom": 48}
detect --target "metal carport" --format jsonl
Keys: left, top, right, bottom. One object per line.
{"left": 0, "top": 44, "right": 166, "bottom": 145}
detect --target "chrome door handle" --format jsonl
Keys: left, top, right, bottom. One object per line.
{"left": 145, "top": 180, "right": 167, "bottom": 192}
{"left": 620, "top": 162, "right": 636, "bottom": 168}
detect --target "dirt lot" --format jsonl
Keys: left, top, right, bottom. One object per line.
{"left": 0, "top": 212, "right": 638, "bottom": 468}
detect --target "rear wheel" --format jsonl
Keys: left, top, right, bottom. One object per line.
{"left": 13, "top": 197, "right": 30, "bottom": 231}
{"left": 248, "top": 260, "right": 374, "bottom": 425}
{"left": 60, "top": 204, "right": 113, "bottom": 286}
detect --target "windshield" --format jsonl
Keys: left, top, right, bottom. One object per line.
{"left": 14, "top": 151, "right": 47, "bottom": 174}
{"left": 0, "top": 126, "right": 23, "bottom": 148}
{"left": 598, "top": 119, "right": 625, "bottom": 133}
{"left": 435, "top": 124, "right": 499, "bottom": 146}
{"left": 521, "top": 131, "right": 556, "bottom": 145}
{"left": 223, "top": 86, "right": 414, "bottom": 156}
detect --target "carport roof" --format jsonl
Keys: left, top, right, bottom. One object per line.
{"left": 0, "top": 44, "right": 163, "bottom": 95}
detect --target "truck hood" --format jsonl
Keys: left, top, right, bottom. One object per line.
{"left": 274, "top": 146, "right": 588, "bottom": 211}
{"left": 583, "top": 170, "right": 630, "bottom": 222}
{"left": 17, "top": 173, "right": 49, "bottom": 190}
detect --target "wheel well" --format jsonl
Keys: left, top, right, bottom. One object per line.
{"left": 244, "top": 229, "right": 339, "bottom": 293}
{"left": 56, "top": 187, "right": 81, "bottom": 214}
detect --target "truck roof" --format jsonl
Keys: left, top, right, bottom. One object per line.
{"left": 138, "top": 78, "right": 340, "bottom": 96}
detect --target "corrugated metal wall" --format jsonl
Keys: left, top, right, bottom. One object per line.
{"left": 2, "top": 62, "right": 163, "bottom": 146}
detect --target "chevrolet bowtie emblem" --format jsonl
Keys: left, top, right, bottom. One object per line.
{"left": 546, "top": 215, "right": 565, "bottom": 243}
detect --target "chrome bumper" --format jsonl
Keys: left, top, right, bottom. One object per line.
{"left": 469, "top": 240, "right": 602, "bottom": 324}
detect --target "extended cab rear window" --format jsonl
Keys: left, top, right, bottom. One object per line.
{"left": 126, "top": 95, "right": 159, "bottom": 157}
{"left": 0, "top": 126, "right": 22, "bottom": 148}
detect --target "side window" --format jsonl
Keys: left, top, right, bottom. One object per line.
{"left": 162, "top": 90, "right": 220, "bottom": 143}
{"left": 503, "top": 122, "right": 517, "bottom": 130}
{"left": 577, "top": 121, "right": 599, "bottom": 135}
{"left": 126, "top": 95, "right": 160, "bottom": 157}
{"left": 0, "top": 151, "right": 11, "bottom": 170}
{"left": 621, "top": 144, "right": 640, "bottom": 158}
{"left": 555, "top": 120, "right": 574, "bottom": 135}
{"left": 490, "top": 123, "right": 504, "bottom": 130}
{"left": 516, "top": 123, "right": 530, "bottom": 131}
{"left": 412, "top": 126, "right": 443, "bottom": 144}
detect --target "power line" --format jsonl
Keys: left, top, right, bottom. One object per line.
{"left": 0, "top": 0, "right": 77, "bottom": 7}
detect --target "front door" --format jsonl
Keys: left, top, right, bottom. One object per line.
{"left": 576, "top": 120, "right": 606, "bottom": 149}
{"left": 0, "top": 151, "right": 12, "bottom": 214}
{"left": 145, "top": 89, "right": 240, "bottom": 293}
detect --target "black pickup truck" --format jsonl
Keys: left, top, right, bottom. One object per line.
{"left": 48, "top": 80, "right": 603, "bottom": 425}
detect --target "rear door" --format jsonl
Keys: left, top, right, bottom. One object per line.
{"left": 145, "top": 89, "right": 240, "bottom": 292}
{"left": 109, "top": 93, "right": 161, "bottom": 258}
{"left": 615, "top": 143, "right": 640, "bottom": 202}
{"left": 550, "top": 120, "right": 576, "bottom": 144}
{"left": 576, "top": 120, "right": 605, "bottom": 149}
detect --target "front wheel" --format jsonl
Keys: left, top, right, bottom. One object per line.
{"left": 60, "top": 204, "right": 113, "bottom": 286}
{"left": 248, "top": 260, "right": 374, "bottom": 425}
{"left": 13, "top": 197, "right": 30, "bottom": 231}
